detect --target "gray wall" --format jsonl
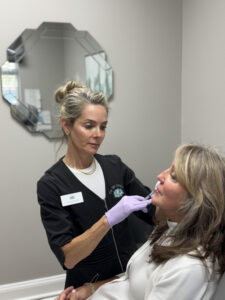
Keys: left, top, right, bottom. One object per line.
{"left": 182, "top": 0, "right": 225, "bottom": 151}
{"left": 0, "top": 0, "right": 182, "bottom": 284}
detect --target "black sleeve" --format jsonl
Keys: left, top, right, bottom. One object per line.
{"left": 119, "top": 156, "right": 156, "bottom": 225}
{"left": 37, "top": 176, "right": 74, "bottom": 269}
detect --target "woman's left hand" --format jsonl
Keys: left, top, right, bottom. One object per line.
{"left": 70, "top": 285, "right": 92, "bottom": 300}
{"left": 56, "top": 285, "right": 92, "bottom": 300}
{"left": 55, "top": 286, "right": 74, "bottom": 300}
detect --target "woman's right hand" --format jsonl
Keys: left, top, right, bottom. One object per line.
{"left": 105, "top": 195, "right": 152, "bottom": 227}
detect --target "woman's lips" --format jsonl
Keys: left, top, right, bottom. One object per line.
{"left": 155, "top": 188, "right": 161, "bottom": 195}
{"left": 89, "top": 143, "right": 99, "bottom": 148}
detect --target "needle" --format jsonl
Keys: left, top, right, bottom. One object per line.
{"left": 145, "top": 181, "right": 160, "bottom": 200}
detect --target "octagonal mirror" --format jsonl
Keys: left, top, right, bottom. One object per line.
{"left": 0, "top": 22, "right": 113, "bottom": 139}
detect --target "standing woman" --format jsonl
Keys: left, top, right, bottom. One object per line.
{"left": 37, "top": 81, "right": 155, "bottom": 288}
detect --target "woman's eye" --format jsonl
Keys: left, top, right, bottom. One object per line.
{"left": 84, "top": 124, "right": 93, "bottom": 129}
{"left": 84, "top": 123, "right": 107, "bottom": 130}
{"left": 170, "top": 172, "right": 177, "bottom": 181}
{"left": 100, "top": 125, "right": 107, "bottom": 131}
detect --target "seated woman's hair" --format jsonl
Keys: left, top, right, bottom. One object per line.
{"left": 150, "top": 144, "right": 225, "bottom": 274}
{"left": 55, "top": 80, "right": 109, "bottom": 125}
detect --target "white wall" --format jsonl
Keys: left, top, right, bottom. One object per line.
{"left": 182, "top": 0, "right": 225, "bottom": 152}
{"left": 0, "top": 0, "right": 182, "bottom": 285}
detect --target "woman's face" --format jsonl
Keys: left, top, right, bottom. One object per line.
{"left": 152, "top": 165, "right": 187, "bottom": 222}
{"left": 67, "top": 104, "right": 108, "bottom": 156}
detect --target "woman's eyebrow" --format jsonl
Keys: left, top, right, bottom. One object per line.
{"left": 84, "top": 119, "right": 108, "bottom": 124}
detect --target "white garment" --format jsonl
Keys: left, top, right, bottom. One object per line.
{"left": 67, "top": 158, "right": 106, "bottom": 199}
{"left": 89, "top": 222, "right": 219, "bottom": 300}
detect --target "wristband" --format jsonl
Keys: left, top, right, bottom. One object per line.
{"left": 84, "top": 282, "right": 96, "bottom": 294}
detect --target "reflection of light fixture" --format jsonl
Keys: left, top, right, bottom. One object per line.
{"left": 7, "top": 37, "right": 25, "bottom": 62}
{"left": 7, "top": 33, "right": 30, "bottom": 62}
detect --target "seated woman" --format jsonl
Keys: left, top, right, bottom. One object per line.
{"left": 57, "top": 143, "right": 225, "bottom": 300}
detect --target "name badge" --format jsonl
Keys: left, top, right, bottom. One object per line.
{"left": 60, "top": 192, "right": 84, "bottom": 207}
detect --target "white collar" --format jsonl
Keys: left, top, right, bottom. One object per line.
{"left": 167, "top": 220, "right": 178, "bottom": 230}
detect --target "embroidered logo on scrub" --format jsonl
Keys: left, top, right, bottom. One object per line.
{"left": 109, "top": 184, "right": 125, "bottom": 198}
{"left": 113, "top": 188, "right": 124, "bottom": 198}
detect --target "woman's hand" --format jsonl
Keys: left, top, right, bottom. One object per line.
{"left": 55, "top": 285, "right": 92, "bottom": 300}
{"left": 56, "top": 276, "right": 116, "bottom": 300}
{"left": 55, "top": 286, "right": 74, "bottom": 300}
{"left": 69, "top": 285, "right": 92, "bottom": 300}
{"left": 105, "top": 195, "right": 152, "bottom": 227}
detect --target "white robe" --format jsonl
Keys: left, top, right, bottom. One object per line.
{"left": 89, "top": 222, "right": 219, "bottom": 300}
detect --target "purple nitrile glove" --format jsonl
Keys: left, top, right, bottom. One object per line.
{"left": 105, "top": 195, "right": 152, "bottom": 227}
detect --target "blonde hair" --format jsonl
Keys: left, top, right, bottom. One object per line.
{"left": 55, "top": 80, "right": 109, "bottom": 125}
{"left": 150, "top": 144, "right": 225, "bottom": 274}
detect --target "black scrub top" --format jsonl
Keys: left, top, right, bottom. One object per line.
{"left": 37, "top": 154, "right": 155, "bottom": 288}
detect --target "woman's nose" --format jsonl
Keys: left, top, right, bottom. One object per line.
{"left": 157, "top": 168, "right": 169, "bottom": 183}
{"left": 157, "top": 173, "right": 163, "bottom": 183}
{"left": 94, "top": 127, "right": 101, "bottom": 137}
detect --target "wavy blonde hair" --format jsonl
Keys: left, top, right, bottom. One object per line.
{"left": 150, "top": 144, "right": 225, "bottom": 274}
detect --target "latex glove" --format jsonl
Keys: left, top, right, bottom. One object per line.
{"left": 105, "top": 195, "right": 152, "bottom": 227}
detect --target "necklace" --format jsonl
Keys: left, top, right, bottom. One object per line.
{"left": 65, "top": 157, "right": 97, "bottom": 175}
{"left": 76, "top": 158, "right": 96, "bottom": 175}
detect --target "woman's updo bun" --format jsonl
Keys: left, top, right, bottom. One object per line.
{"left": 55, "top": 80, "right": 108, "bottom": 128}
{"left": 55, "top": 81, "right": 85, "bottom": 104}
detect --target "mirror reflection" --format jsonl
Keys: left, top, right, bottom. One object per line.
{"left": 0, "top": 22, "right": 113, "bottom": 139}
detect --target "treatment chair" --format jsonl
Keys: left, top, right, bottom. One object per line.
{"left": 211, "top": 272, "right": 225, "bottom": 300}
